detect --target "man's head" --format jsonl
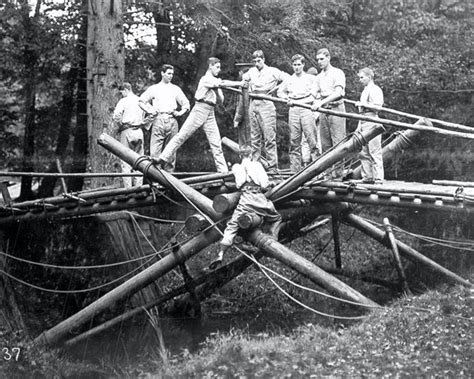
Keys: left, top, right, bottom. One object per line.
{"left": 239, "top": 146, "right": 253, "bottom": 160}
{"left": 118, "top": 82, "right": 132, "bottom": 97}
{"left": 252, "top": 50, "right": 265, "bottom": 70}
{"left": 316, "top": 48, "right": 331, "bottom": 71}
{"left": 208, "top": 57, "right": 221, "bottom": 77}
{"left": 358, "top": 67, "right": 374, "bottom": 86}
{"left": 291, "top": 54, "right": 305, "bottom": 75}
{"left": 161, "top": 64, "right": 174, "bottom": 84}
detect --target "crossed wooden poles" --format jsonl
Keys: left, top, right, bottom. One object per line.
{"left": 34, "top": 109, "right": 472, "bottom": 346}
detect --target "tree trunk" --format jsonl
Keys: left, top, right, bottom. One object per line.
{"left": 19, "top": 0, "right": 42, "bottom": 200}
{"left": 0, "top": 232, "right": 27, "bottom": 333}
{"left": 69, "top": 0, "right": 89, "bottom": 192}
{"left": 38, "top": 67, "right": 78, "bottom": 197}
{"left": 86, "top": 0, "right": 124, "bottom": 189}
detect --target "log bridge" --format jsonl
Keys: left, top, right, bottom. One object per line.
{"left": 0, "top": 91, "right": 472, "bottom": 348}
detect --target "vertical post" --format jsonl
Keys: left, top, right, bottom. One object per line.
{"left": 332, "top": 214, "right": 342, "bottom": 268}
{"left": 0, "top": 181, "right": 12, "bottom": 204}
{"left": 383, "top": 218, "right": 412, "bottom": 295}
{"left": 56, "top": 158, "right": 68, "bottom": 193}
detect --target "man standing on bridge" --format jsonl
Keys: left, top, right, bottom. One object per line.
{"left": 209, "top": 146, "right": 281, "bottom": 270}
{"left": 242, "top": 50, "right": 288, "bottom": 174}
{"left": 355, "top": 67, "right": 385, "bottom": 183}
{"left": 278, "top": 54, "right": 319, "bottom": 173}
{"left": 311, "top": 48, "right": 346, "bottom": 177}
{"left": 112, "top": 82, "right": 145, "bottom": 188}
{"left": 156, "top": 57, "right": 244, "bottom": 173}
{"left": 139, "top": 64, "right": 190, "bottom": 172}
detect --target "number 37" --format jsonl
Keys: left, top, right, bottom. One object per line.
{"left": 2, "top": 347, "right": 21, "bottom": 361}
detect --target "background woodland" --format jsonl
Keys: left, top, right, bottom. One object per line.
{"left": 1, "top": 0, "right": 473, "bottom": 200}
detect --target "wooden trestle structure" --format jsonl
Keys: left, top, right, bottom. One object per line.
{"left": 0, "top": 90, "right": 472, "bottom": 348}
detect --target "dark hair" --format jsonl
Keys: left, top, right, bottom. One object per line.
{"left": 161, "top": 64, "right": 174, "bottom": 73}
{"left": 118, "top": 82, "right": 132, "bottom": 91}
{"left": 208, "top": 57, "right": 221, "bottom": 67}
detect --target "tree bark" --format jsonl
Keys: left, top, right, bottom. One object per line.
{"left": 69, "top": 0, "right": 89, "bottom": 192}
{"left": 86, "top": 0, "right": 125, "bottom": 188}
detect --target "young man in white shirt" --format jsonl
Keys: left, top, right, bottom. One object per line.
{"left": 139, "top": 64, "right": 190, "bottom": 172}
{"left": 112, "top": 82, "right": 145, "bottom": 187}
{"left": 278, "top": 54, "right": 319, "bottom": 172}
{"left": 157, "top": 57, "right": 244, "bottom": 173}
{"left": 355, "top": 67, "right": 385, "bottom": 183}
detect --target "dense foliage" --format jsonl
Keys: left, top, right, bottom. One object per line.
{"left": 1, "top": 0, "right": 472, "bottom": 195}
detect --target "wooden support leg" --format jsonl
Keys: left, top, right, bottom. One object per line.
{"left": 383, "top": 218, "right": 412, "bottom": 295}
{"left": 343, "top": 212, "right": 471, "bottom": 287}
{"left": 331, "top": 214, "right": 342, "bottom": 268}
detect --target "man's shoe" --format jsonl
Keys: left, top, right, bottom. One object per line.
{"left": 361, "top": 178, "right": 375, "bottom": 184}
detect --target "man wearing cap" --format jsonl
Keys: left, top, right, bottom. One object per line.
{"left": 311, "top": 48, "right": 346, "bottom": 176}
{"left": 157, "top": 57, "right": 244, "bottom": 173}
{"left": 139, "top": 64, "right": 190, "bottom": 172}
{"left": 242, "top": 50, "right": 288, "bottom": 174}
{"left": 209, "top": 146, "right": 281, "bottom": 270}
{"left": 112, "top": 82, "right": 145, "bottom": 187}
{"left": 278, "top": 54, "right": 319, "bottom": 172}
{"left": 355, "top": 67, "right": 384, "bottom": 183}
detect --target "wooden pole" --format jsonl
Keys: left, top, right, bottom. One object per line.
{"left": 343, "top": 98, "right": 474, "bottom": 133}
{"left": 34, "top": 228, "right": 222, "bottom": 347}
{"left": 97, "top": 133, "right": 221, "bottom": 221}
{"left": 248, "top": 229, "right": 379, "bottom": 307}
{"left": 352, "top": 129, "right": 419, "bottom": 179}
{"left": 331, "top": 215, "right": 342, "bottom": 268}
{"left": 185, "top": 213, "right": 211, "bottom": 233}
{"left": 383, "top": 218, "right": 412, "bottom": 295}
{"left": 432, "top": 180, "right": 474, "bottom": 187}
{"left": 237, "top": 91, "right": 474, "bottom": 140}
{"left": 342, "top": 213, "right": 472, "bottom": 287}
{"left": 267, "top": 121, "right": 388, "bottom": 201}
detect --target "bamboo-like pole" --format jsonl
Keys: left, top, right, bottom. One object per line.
{"left": 97, "top": 133, "right": 220, "bottom": 220}
{"left": 351, "top": 129, "right": 419, "bottom": 179}
{"left": 248, "top": 229, "right": 379, "bottom": 307}
{"left": 0, "top": 171, "right": 215, "bottom": 178}
{"left": 343, "top": 98, "right": 474, "bottom": 133}
{"left": 267, "top": 122, "right": 388, "bottom": 201}
{"left": 383, "top": 218, "right": 411, "bottom": 295}
{"left": 343, "top": 213, "right": 471, "bottom": 287}
{"left": 222, "top": 88, "right": 474, "bottom": 140}
{"left": 432, "top": 180, "right": 474, "bottom": 187}
{"left": 34, "top": 228, "right": 222, "bottom": 347}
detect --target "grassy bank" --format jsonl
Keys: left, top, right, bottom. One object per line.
{"left": 156, "top": 285, "right": 472, "bottom": 378}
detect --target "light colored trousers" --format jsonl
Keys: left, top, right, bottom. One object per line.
{"left": 221, "top": 192, "right": 282, "bottom": 247}
{"left": 120, "top": 127, "right": 143, "bottom": 188}
{"left": 357, "top": 120, "right": 384, "bottom": 181}
{"left": 150, "top": 115, "right": 178, "bottom": 171}
{"left": 160, "top": 103, "right": 228, "bottom": 173}
{"left": 301, "top": 112, "right": 321, "bottom": 165}
{"left": 320, "top": 103, "right": 346, "bottom": 177}
{"left": 288, "top": 107, "right": 319, "bottom": 172}
{"left": 249, "top": 100, "right": 278, "bottom": 173}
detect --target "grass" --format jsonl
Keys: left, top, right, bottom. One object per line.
{"left": 158, "top": 285, "right": 473, "bottom": 378}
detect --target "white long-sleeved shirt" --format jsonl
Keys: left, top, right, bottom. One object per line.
{"left": 139, "top": 82, "right": 190, "bottom": 113}
{"left": 232, "top": 158, "right": 269, "bottom": 190}
{"left": 112, "top": 93, "right": 144, "bottom": 126}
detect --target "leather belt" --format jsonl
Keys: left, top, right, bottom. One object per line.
{"left": 195, "top": 99, "right": 216, "bottom": 107}
{"left": 242, "top": 185, "right": 262, "bottom": 193}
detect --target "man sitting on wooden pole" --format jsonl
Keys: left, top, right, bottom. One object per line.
{"left": 209, "top": 146, "right": 282, "bottom": 269}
